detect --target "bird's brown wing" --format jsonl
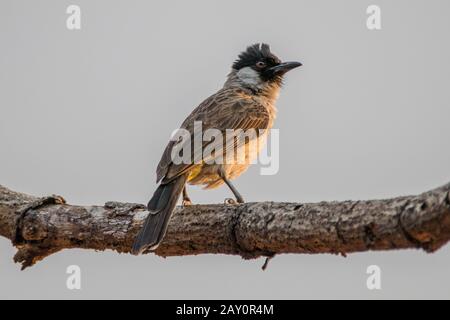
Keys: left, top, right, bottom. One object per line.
{"left": 156, "top": 87, "right": 271, "bottom": 183}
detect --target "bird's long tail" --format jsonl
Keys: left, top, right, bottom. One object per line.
{"left": 132, "top": 174, "right": 187, "bottom": 255}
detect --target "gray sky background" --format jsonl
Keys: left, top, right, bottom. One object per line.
{"left": 1, "top": 0, "right": 450, "bottom": 299}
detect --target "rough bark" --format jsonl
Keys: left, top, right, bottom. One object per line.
{"left": 1, "top": 182, "right": 450, "bottom": 270}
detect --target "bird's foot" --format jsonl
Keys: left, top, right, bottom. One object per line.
{"left": 182, "top": 199, "right": 193, "bottom": 207}
{"left": 224, "top": 198, "right": 244, "bottom": 205}
{"left": 224, "top": 198, "right": 236, "bottom": 205}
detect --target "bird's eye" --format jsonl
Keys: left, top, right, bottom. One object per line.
{"left": 256, "top": 61, "right": 266, "bottom": 68}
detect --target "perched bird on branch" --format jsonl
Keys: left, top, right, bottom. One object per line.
{"left": 132, "top": 43, "right": 302, "bottom": 254}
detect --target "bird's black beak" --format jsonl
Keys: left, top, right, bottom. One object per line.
{"left": 266, "top": 61, "right": 302, "bottom": 77}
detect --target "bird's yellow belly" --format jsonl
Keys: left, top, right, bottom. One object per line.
{"left": 187, "top": 132, "right": 268, "bottom": 189}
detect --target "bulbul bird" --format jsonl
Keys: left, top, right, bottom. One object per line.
{"left": 132, "top": 43, "right": 301, "bottom": 254}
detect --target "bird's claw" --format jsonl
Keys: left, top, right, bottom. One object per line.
{"left": 182, "top": 199, "right": 193, "bottom": 207}
{"left": 224, "top": 198, "right": 237, "bottom": 205}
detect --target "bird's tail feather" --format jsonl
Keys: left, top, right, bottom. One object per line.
{"left": 132, "top": 175, "right": 187, "bottom": 255}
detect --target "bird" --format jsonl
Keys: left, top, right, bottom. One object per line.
{"left": 132, "top": 43, "right": 302, "bottom": 254}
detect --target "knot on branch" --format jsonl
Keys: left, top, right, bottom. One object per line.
{"left": 398, "top": 190, "right": 450, "bottom": 253}
{"left": 232, "top": 202, "right": 282, "bottom": 260}
{"left": 13, "top": 194, "right": 66, "bottom": 270}
{"left": 15, "top": 194, "right": 66, "bottom": 244}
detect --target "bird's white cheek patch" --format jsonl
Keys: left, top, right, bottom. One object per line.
{"left": 237, "top": 67, "right": 263, "bottom": 87}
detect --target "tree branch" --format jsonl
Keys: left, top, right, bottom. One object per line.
{"left": 1, "top": 182, "right": 450, "bottom": 270}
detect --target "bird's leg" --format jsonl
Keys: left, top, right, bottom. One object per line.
{"left": 219, "top": 168, "right": 245, "bottom": 204}
{"left": 182, "top": 186, "right": 192, "bottom": 206}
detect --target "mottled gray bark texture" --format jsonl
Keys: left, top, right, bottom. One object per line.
{"left": 1, "top": 183, "right": 450, "bottom": 270}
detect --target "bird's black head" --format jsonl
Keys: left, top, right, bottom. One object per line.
{"left": 232, "top": 43, "right": 302, "bottom": 85}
